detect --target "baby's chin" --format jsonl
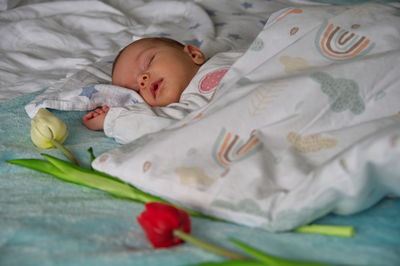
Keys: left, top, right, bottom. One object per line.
{"left": 152, "top": 96, "right": 181, "bottom": 107}
{"left": 151, "top": 100, "right": 178, "bottom": 107}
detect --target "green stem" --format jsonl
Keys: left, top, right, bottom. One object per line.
{"left": 173, "top": 230, "right": 248, "bottom": 261}
{"left": 294, "top": 224, "right": 355, "bottom": 237}
{"left": 87, "top": 147, "right": 96, "bottom": 164}
{"left": 50, "top": 139, "right": 80, "bottom": 166}
{"left": 229, "top": 238, "right": 329, "bottom": 266}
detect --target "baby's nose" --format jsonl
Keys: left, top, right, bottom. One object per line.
{"left": 138, "top": 73, "right": 150, "bottom": 88}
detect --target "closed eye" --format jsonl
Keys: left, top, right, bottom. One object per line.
{"left": 144, "top": 55, "right": 155, "bottom": 69}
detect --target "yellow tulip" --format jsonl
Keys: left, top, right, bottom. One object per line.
{"left": 31, "top": 108, "right": 68, "bottom": 148}
{"left": 31, "top": 108, "right": 79, "bottom": 165}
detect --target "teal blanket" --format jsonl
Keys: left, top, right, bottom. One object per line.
{"left": 1, "top": 92, "right": 399, "bottom": 265}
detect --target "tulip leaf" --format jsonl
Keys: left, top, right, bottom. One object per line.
{"left": 294, "top": 224, "right": 355, "bottom": 237}
{"left": 8, "top": 154, "right": 167, "bottom": 204}
{"left": 7, "top": 154, "right": 211, "bottom": 219}
{"left": 189, "top": 260, "right": 267, "bottom": 266}
{"left": 7, "top": 158, "right": 64, "bottom": 177}
{"left": 229, "top": 238, "right": 329, "bottom": 266}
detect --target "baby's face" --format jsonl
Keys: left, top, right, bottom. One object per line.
{"left": 112, "top": 39, "right": 204, "bottom": 107}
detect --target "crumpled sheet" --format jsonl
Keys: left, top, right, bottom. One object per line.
{"left": 93, "top": 3, "right": 400, "bottom": 231}
{"left": 1, "top": 1, "right": 400, "bottom": 265}
{"left": 5, "top": 0, "right": 284, "bottom": 108}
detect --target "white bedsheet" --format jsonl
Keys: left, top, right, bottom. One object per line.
{"left": 1, "top": 0, "right": 303, "bottom": 103}
{"left": 2, "top": 0, "right": 400, "bottom": 232}
{"left": 92, "top": 3, "right": 400, "bottom": 231}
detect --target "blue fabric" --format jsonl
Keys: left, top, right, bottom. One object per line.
{"left": 1, "top": 91, "right": 400, "bottom": 265}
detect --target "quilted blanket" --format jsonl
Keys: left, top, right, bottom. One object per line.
{"left": 92, "top": 4, "right": 400, "bottom": 231}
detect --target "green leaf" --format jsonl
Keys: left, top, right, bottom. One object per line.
{"left": 190, "top": 260, "right": 267, "bottom": 266}
{"left": 8, "top": 154, "right": 166, "bottom": 203}
{"left": 294, "top": 224, "right": 355, "bottom": 237}
{"left": 229, "top": 238, "right": 329, "bottom": 266}
{"left": 7, "top": 158, "right": 64, "bottom": 177}
{"left": 7, "top": 154, "right": 210, "bottom": 219}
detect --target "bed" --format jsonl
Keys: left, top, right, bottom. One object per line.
{"left": 1, "top": 0, "right": 400, "bottom": 265}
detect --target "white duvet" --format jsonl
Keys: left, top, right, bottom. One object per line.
{"left": 91, "top": 4, "right": 400, "bottom": 231}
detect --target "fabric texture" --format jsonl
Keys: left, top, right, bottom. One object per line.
{"left": 1, "top": 86, "right": 400, "bottom": 266}
{"left": 92, "top": 3, "right": 400, "bottom": 231}
{"left": 22, "top": 0, "right": 274, "bottom": 116}
{"left": 1, "top": 0, "right": 400, "bottom": 265}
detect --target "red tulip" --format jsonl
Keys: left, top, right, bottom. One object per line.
{"left": 137, "top": 202, "right": 249, "bottom": 260}
{"left": 137, "top": 202, "right": 191, "bottom": 248}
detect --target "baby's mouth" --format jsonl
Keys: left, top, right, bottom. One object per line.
{"left": 150, "top": 78, "right": 163, "bottom": 98}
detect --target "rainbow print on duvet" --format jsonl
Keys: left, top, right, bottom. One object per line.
{"left": 315, "top": 21, "right": 375, "bottom": 60}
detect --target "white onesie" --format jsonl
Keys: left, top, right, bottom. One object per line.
{"left": 103, "top": 51, "right": 241, "bottom": 144}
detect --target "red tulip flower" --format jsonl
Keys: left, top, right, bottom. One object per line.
{"left": 137, "top": 202, "right": 191, "bottom": 248}
{"left": 137, "top": 202, "right": 248, "bottom": 260}
{"left": 137, "top": 203, "right": 347, "bottom": 265}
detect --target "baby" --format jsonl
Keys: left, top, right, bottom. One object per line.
{"left": 82, "top": 37, "right": 205, "bottom": 131}
{"left": 82, "top": 37, "right": 239, "bottom": 143}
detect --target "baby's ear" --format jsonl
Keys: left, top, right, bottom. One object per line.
{"left": 184, "top": 45, "right": 205, "bottom": 65}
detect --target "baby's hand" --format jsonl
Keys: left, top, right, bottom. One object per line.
{"left": 82, "top": 106, "right": 110, "bottom": 131}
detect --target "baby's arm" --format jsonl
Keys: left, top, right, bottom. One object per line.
{"left": 103, "top": 104, "right": 181, "bottom": 144}
{"left": 82, "top": 106, "right": 110, "bottom": 131}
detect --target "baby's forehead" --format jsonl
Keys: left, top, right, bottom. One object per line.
{"left": 112, "top": 40, "right": 156, "bottom": 77}
{"left": 113, "top": 38, "right": 178, "bottom": 75}
{"left": 126, "top": 40, "right": 150, "bottom": 53}
{"left": 120, "top": 40, "right": 159, "bottom": 59}
{"left": 116, "top": 41, "right": 149, "bottom": 63}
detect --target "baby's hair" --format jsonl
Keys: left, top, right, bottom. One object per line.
{"left": 152, "top": 37, "right": 184, "bottom": 49}
{"left": 111, "top": 37, "right": 184, "bottom": 76}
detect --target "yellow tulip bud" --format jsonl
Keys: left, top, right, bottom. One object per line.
{"left": 31, "top": 108, "right": 68, "bottom": 149}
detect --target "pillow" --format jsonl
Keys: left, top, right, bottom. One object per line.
{"left": 25, "top": 55, "right": 144, "bottom": 118}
